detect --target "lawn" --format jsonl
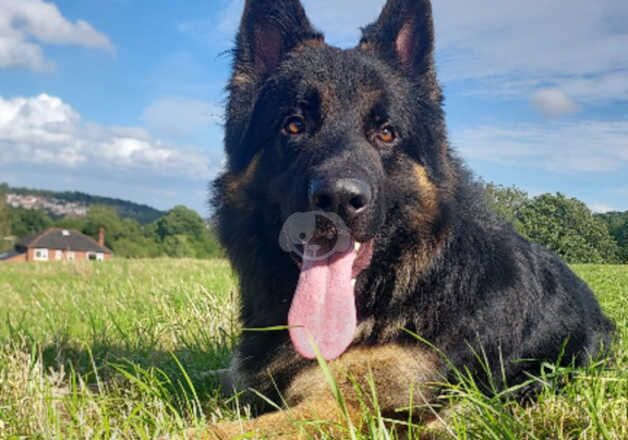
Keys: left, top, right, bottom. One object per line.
{"left": 0, "top": 260, "right": 626, "bottom": 439}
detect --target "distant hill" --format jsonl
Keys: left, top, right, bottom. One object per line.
{"left": 1, "top": 183, "right": 164, "bottom": 224}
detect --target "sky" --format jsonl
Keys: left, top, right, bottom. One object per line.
{"left": 0, "top": 0, "right": 627, "bottom": 216}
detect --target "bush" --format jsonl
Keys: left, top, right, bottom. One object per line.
{"left": 515, "top": 194, "right": 620, "bottom": 264}
{"left": 483, "top": 183, "right": 623, "bottom": 264}
{"left": 155, "top": 206, "right": 224, "bottom": 259}
{"left": 596, "top": 212, "right": 628, "bottom": 263}
{"left": 483, "top": 182, "right": 528, "bottom": 229}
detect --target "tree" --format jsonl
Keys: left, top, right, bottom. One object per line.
{"left": 83, "top": 205, "right": 126, "bottom": 247}
{"left": 53, "top": 217, "right": 88, "bottom": 232}
{"left": 9, "top": 207, "right": 52, "bottom": 239}
{"left": 515, "top": 193, "right": 620, "bottom": 264}
{"left": 155, "top": 206, "right": 207, "bottom": 240}
{"left": 0, "top": 190, "right": 11, "bottom": 251}
{"left": 483, "top": 183, "right": 528, "bottom": 228}
{"left": 83, "top": 205, "right": 163, "bottom": 257}
{"left": 162, "top": 234, "right": 197, "bottom": 258}
{"left": 595, "top": 211, "right": 628, "bottom": 263}
{"left": 154, "top": 206, "right": 223, "bottom": 258}
{"left": 112, "top": 236, "right": 162, "bottom": 259}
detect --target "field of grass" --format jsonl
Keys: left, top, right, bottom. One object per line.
{"left": 0, "top": 260, "right": 626, "bottom": 439}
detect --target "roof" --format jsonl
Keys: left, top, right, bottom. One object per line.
{"left": 17, "top": 228, "right": 112, "bottom": 254}
{"left": 16, "top": 232, "right": 38, "bottom": 247}
{"left": 0, "top": 250, "right": 24, "bottom": 261}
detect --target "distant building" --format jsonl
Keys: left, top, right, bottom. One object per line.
{"left": 6, "top": 193, "right": 88, "bottom": 217}
{"left": 0, "top": 228, "right": 112, "bottom": 263}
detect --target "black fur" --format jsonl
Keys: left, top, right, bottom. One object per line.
{"left": 213, "top": 0, "right": 614, "bottom": 410}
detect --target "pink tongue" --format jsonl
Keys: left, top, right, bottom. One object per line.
{"left": 288, "top": 245, "right": 357, "bottom": 360}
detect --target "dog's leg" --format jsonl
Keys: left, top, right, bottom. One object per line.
{"left": 191, "top": 399, "right": 360, "bottom": 440}
{"left": 190, "top": 344, "right": 442, "bottom": 439}
{"left": 204, "top": 368, "right": 239, "bottom": 397}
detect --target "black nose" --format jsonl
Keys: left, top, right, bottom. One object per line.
{"left": 308, "top": 178, "right": 372, "bottom": 222}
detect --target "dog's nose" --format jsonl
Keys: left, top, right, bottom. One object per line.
{"left": 308, "top": 178, "right": 372, "bottom": 222}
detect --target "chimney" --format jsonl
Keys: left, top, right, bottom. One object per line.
{"left": 98, "top": 228, "right": 105, "bottom": 247}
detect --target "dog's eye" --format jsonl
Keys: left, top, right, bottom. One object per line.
{"left": 283, "top": 116, "right": 305, "bottom": 135}
{"left": 376, "top": 125, "right": 396, "bottom": 144}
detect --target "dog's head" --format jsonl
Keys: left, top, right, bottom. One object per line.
{"left": 218, "top": 0, "right": 456, "bottom": 360}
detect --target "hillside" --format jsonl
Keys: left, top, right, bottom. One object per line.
{"left": 0, "top": 183, "right": 164, "bottom": 224}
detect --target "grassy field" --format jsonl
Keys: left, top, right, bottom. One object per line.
{"left": 0, "top": 260, "right": 626, "bottom": 439}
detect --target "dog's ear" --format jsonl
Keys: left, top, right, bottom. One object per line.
{"left": 226, "top": 0, "right": 322, "bottom": 171}
{"left": 233, "top": 0, "right": 323, "bottom": 84}
{"left": 360, "top": 0, "right": 435, "bottom": 80}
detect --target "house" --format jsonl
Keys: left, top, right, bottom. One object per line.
{"left": 0, "top": 228, "right": 112, "bottom": 263}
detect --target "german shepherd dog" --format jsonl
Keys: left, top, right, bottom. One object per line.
{"left": 207, "top": 0, "right": 615, "bottom": 437}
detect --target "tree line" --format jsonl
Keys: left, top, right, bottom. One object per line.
{"left": 483, "top": 183, "right": 627, "bottom": 264}
{"left": 1, "top": 186, "right": 626, "bottom": 263}
{"left": 0, "top": 198, "right": 223, "bottom": 259}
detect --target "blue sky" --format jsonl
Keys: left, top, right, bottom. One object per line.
{"left": 0, "top": 0, "right": 626, "bottom": 216}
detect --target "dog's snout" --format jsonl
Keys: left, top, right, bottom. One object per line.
{"left": 308, "top": 178, "right": 372, "bottom": 223}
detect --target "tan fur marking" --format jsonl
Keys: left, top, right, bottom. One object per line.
{"left": 316, "top": 83, "right": 335, "bottom": 115}
{"left": 295, "top": 37, "right": 325, "bottom": 51}
{"left": 393, "top": 164, "right": 447, "bottom": 294}
{"left": 286, "top": 345, "right": 440, "bottom": 410}
{"left": 353, "top": 317, "right": 375, "bottom": 340}
{"left": 230, "top": 71, "right": 255, "bottom": 88}
{"left": 359, "top": 41, "right": 374, "bottom": 51}
{"left": 414, "top": 164, "right": 438, "bottom": 218}
{"left": 193, "top": 345, "right": 441, "bottom": 439}
{"left": 224, "top": 153, "right": 262, "bottom": 206}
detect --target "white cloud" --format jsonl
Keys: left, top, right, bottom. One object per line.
{"left": 432, "top": 1, "right": 628, "bottom": 77}
{"left": 589, "top": 203, "right": 616, "bottom": 214}
{"left": 531, "top": 88, "right": 579, "bottom": 118}
{"left": 432, "top": 0, "right": 628, "bottom": 103}
{"left": 453, "top": 119, "right": 628, "bottom": 173}
{"left": 0, "top": 0, "right": 114, "bottom": 71}
{"left": 142, "top": 97, "right": 223, "bottom": 137}
{"left": 559, "top": 71, "right": 628, "bottom": 103}
{"left": 0, "top": 94, "right": 211, "bottom": 179}
{"left": 183, "top": 0, "right": 383, "bottom": 50}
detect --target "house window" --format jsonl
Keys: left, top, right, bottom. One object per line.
{"left": 34, "top": 249, "right": 49, "bottom": 261}
{"left": 55, "top": 250, "right": 63, "bottom": 261}
{"left": 87, "top": 252, "right": 105, "bottom": 262}
{"left": 67, "top": 252, "right": 75, "bottom": 261}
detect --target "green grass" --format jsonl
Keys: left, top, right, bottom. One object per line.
{"left": 0, "top": 260, "right": 625, "bottom": 439}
